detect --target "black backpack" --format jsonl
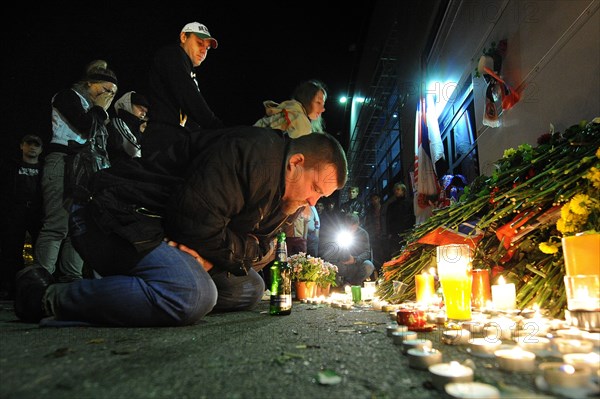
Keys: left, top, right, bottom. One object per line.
{"left": 70, "top": 158, "right": 182, "bottom": 274}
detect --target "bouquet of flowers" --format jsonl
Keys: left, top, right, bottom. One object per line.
{"left": 288, "top": 252, "right": 337, "bottom": 286}
{"left": 378, "top": 118, "right": 600, "bottom": 318}
{"left": 316, "top": 260, "right": 338, "bottom": 288}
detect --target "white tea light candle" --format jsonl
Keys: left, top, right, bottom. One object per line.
{"left": 407, "top": 347, "right": 443, "bottom": 370}
{"left": 494, "top": 347, "right": 536, "bottom": 372}
{"left": 553, "top": 338, "right": 594, "bottom": 354}
{"left": 402, "top": 339, "right": 433, "bottom": 355}
{"left": 491, "top": 276, "right": 516, "bottom": 311}
{"left": 514, "top": 336, "right": 551, "bottom": 354}
{"left": 442, "top": 329, "right": 471, "bottom": 345}
{"left": 445, "top": 382, "right": 501, "bottom": 399}
{"left": 391, "top": 330, "right": 418, "bottom": 345}
{"left": 539, "top": 362, "right": 592, "bottom": 389}
{"left": 386, "top": 324, "right": 408, "bottom": 337}
{"left": 468, "top": 338, "right": 502, "bottom": 357}
{"left": 429, "top": 361, "right": 474, "bottom": 390}
{"left": 563, "top": 352, "right": 600, "bottom": 374}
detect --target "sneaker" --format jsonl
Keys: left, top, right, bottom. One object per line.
{"left": 14, "top": 266, "right": 55, "bottom": 323}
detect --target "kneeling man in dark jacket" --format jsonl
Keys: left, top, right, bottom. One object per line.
{"left": 14, "top": 128, "right": 348, "bottom": 326}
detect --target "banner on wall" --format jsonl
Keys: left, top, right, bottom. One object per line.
{"left": 413, "top": 94, "right": 443, "bottom": 224}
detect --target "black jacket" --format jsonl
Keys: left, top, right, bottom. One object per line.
{"left": 0, "top": 156, "right": 42, "bottom": 210}
{"left": 166, "top": 126, "right": 296, "bottom": 276}
{"left": 142, "top": 45, "right": 226, "bottom": 176}
{"left": 386, "top": 196, "right": 415, "bottom": 236}
{"left": 147, "top": 44, "right": 223, "bottom": 131}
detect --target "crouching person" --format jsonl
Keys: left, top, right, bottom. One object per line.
{"left": 14, "top": 128, "right": 348, "bottom": 327}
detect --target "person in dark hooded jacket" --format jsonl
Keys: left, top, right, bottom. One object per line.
{"left": 142, "top": 22, "right": 225, "bottom": 177}
{"left": 106, "top": 91, "right": 150, "bottom": 162}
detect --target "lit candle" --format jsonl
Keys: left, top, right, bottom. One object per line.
{"left": 539, "top": 362, "right": 592, "bottom": 389}
{"left": 471, "top": 269, "right": 492, "bottom": 310}
{"left": 563, "top": 352, "right": 600, "bottom": 374}
{"left": 386, "top": 324, "right": 408, "bottom": 337}
{"left": 491, "top": 276, "right": 516, "bottom": 311}
{"left": 362, "top": 281, "right": 376, "bottom": 301}
{"left": 553, "top": 338, "right": 594, "bottom": 354}
{"left": 402, "top": 339, "right": 433, "bottom": 355}
{"left": 461, "top": 320, "right": 485, "bottom": 334}
{"left": 494, "top": 347, "right": 536, "bottom": 372}
{"left": 437, "top": 244, "right": 472, "bottom": 321}
{"left": 582, "top": 331, "right": 600, "bottom": 348}
{"left": 520, "top": 317, "right": 551, "bottom": 337}
{"left": 415, "top": 272, "right": 435, "bottom": 304}
{"left": 445, "top": 382, "right": 501, "bottom": 399}
{"left": 407, "top": 347, "right": 443, "bottom": 370}
{"left": 468, "top": 338, "right": 502, "bottom": 357}
{"left": 441, "top": 329, "right": 471, "bottom": 345}
{"left": 561, "top": 234, "right": 600, "bottom": 276}
{"left": 555, "top": 327, "right": 583, "bottom": 340}
{"left": 563, "top": 274, "right": 600, "bottom": 312}
{"left": 563, "top": 352, "right": 600, "bottom": 382}
{"left": 391, "top": 330, "right": 418, "bottom": 345}
{"left": 484, "top": 316, "right": 517, "bottom": 341}
{"left": 513, "top": 336, "right": 551, "bottom": 354}
{"left": 428, "top": 361, "right": 474, "bottom": 390}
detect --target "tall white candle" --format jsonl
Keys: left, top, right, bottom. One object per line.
{"left": 491, "top": 276, "right": 516, "bottom": 310}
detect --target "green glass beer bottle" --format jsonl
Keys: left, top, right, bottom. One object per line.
{"left": 270, "top": 232, "right": 292, "bottom": 315}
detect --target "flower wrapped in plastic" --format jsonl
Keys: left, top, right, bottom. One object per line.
{"left": 288, "top": 252, "right": 337, "bottom": 285}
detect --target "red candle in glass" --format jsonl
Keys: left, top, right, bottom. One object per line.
{"left": 471, "top": 269, "right": 491, "bottom": 309}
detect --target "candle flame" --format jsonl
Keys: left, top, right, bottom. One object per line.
{"left": 560, "top": 364, "right": 576, "bottom": 374}
{"left": 498, "top": 276, "right": 506, "bottom": 285}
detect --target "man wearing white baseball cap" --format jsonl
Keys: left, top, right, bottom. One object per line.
{"left": 181, "top": 22, "right": 218, "bottom": 51}
{"left": 143, "top": 21, "right": 224, "bottom": 176}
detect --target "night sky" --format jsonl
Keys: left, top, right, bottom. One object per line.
{"left": 4, "top": 4, "right": 375, "bottom": 160}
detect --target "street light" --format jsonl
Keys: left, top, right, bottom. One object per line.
{"left": 338, "top": 96, "right": 365, "bottom": 104}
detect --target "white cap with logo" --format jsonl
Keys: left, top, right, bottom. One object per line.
{"left": 181, "top": 22, "right": 218, "bottom": 49}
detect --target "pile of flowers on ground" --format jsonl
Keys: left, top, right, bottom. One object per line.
{"left": 379, "top": 118, "right": 600, "bottom": 317}
{"left": 288, "top": 252, "right": 338, "bottom": 287}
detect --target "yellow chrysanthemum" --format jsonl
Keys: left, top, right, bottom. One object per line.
{"left": 560, "top": 203, "right": 570, "bottom": 219}
{"left": 569, "top": 194, "right": 592, "bottom": 216}
{"left": 539, "top": 242, "right": 559, "bottom": 254}
{"left": 557, "top": 211, "right": 588, "bottom": 234}
{"left": 596, "top": 146, "right": 600, "bottom": 158}
{"left": 584, "top": 166, "right": 600, "bottom": 189}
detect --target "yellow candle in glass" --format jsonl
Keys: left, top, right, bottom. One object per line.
{"left": 562, "top": 234, "right": 600, "bottom": 275}
{"left": 415, "top": 273, "right": 435, "bottom": 304}
{"left": 437, "top": 244, "right": 472, "bottom": 321}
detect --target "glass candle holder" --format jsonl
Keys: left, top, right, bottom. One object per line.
{"left": 563, "top": 275, "right": 600, "bottom": 311}
{"left": 471, "top": 269, "right": 491, "bottom": 309}
{"left": 562, "top": 234, "right": 600, "bottom": 276}
{"left": 437, "top": 244, "right": 472, "bottom": 321}
{"left": 415, "top": 272, "right": 435, "bottom": 304}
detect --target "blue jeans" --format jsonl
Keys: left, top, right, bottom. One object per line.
{"left": 44, "top": 242, "right": 218, "bottom": 326}
{"left": 44, "top": 203, "right": 266, "bottom": 326}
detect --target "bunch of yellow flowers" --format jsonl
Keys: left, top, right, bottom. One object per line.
{"left": 539, "top": 146, "right": 600, "bottom": 254}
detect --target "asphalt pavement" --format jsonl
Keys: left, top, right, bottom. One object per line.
{"left": 0, "top": 298, "right": 554, "bottom": 399}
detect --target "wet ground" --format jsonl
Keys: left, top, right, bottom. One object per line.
{"left": 0, "top": 299, "right": 556, "bottom": 399}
